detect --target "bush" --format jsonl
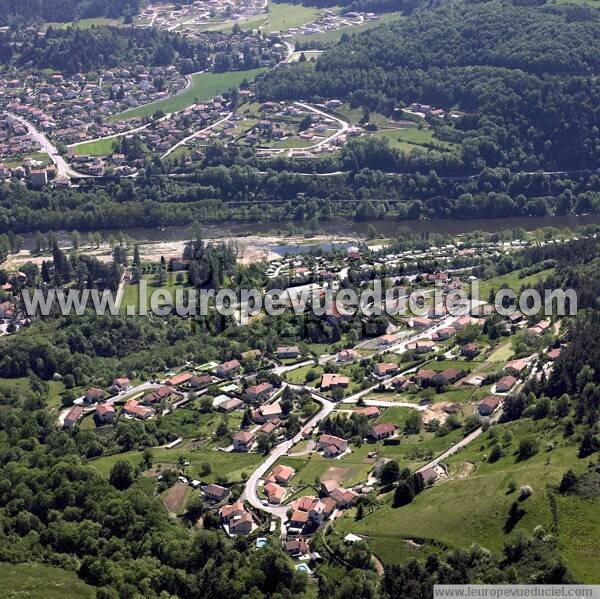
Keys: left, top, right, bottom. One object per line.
{"left": 519, "top": 485, "right": 533, "bottom": 500}
{"left": 518, "top": 437, "right": 539, "bottom": 460}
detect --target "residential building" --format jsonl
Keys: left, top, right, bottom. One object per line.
{"left": 96, "top": 403, "right": 116, "bottom": 423}
{"left": 63, "top": 405, "right": 83, "bottom": 429}
{"left": 233, "top": 430, "right": 255, "bottom": 452}
{"left": 478, "top": 395, "right": 501, "bottom": 416}
{"left": 369, "top": 423, "right": 397, "bottom": 441}
{"left": 204, "top": 483, "right": 230, "bottom": 502}
{"left": 320, "top": 373, "right": 350, "bottom": 390}
{"left": 216, "top": 359, "right": 241, "bottom": 378}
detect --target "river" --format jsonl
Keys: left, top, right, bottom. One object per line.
{"left": 19, "top": 215, "right": 600, "bottom": 253}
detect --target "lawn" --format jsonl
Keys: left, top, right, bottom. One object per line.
{"left": 72, "top": 137, "right": 119, "bottom": 156}
{"left": 554, "top": 493, "right": 600, "bottom": 582}
{"left": 89, "top": 447, "right": 263, "bottom": 484}
{"left": 158, "top": 408, "right": 243, "bottom": 439}
{"left": 283, "top": 363, "right": 323, "bottom": 386}
{"left": 0, "top": 562, "right": 95, "bottom": 598}
{"left": 264, "top": 2, "right": 323, "bottom": 32}
{"left": 335, "top": 418, "right": 588, "bottom": 566}
{"left": 372, "top": 127, "right": 457, "bottom": 153}
{"left": 109, "top": 68, "right": 266, "bottom": 122}
{"left": 0, "top": 377, "right": 65, "bottom": 410}
{"left": 475, "top": 267, "right": 554, "bottom": 302}
{"left": 43, "top": 17, "right": 123, "bottom": 30}
{"left": 120, "top": 271, "right": 190, "bottom": 314}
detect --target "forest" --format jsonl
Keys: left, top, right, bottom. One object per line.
{"left": 0, "top": 25, "right": 266, "bottom": 75}
{"left": 257, "top": 2, "right": 600, "bottom": 171}
{"left": 0, "top": 0, "right": 140, "bottom": 26}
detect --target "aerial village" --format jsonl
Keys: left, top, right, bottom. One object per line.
{"left": 33, "top": 233, "right": 566, "bottom": 570}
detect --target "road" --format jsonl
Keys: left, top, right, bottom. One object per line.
{"left": 293, "top": 102, "right": 350, "bottom": 151}
{"left": 161, "top": 111, "right": 234, "bottom": 159}
{"left": 242, "top": 392, "right": 336, "bottom": 524}
{"left": 6, "top": 113, "right": 90, "bottom": 179}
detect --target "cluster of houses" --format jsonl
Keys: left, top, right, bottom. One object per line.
{"left": 278, "top": 9, "right": 380, "bottom": 40}
{"left": 1, "top": 68, "right": 186, "bottom": 146}
{"left": 137, "top": 0, "right": 267, "bottom": 37}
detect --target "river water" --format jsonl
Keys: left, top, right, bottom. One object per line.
{"left": 19, "top": 215, "right": 600, "bottom": 252}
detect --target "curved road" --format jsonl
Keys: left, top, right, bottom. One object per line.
{"left": 7, "top": 113, "right": 90, "bottom": 179}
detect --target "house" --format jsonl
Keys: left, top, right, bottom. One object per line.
{"left": 165, "top": 372, "right": 192, "bottom": 387}
{"left": 329, "top": 487, "right": 359, "bottom": 508}
{"left": 264, "top": 481, "right": 286, "bottom": 504}
{"left": 0, "top": 300, "right": 16, "bottom": 319}
{"left": 318, "top": 434, "right": 348, "bottom": 457}
{"left": 461, "top": 343, "right": 480, "bottom": 358}
{"left": 547, "top": 347, "right": 562, "bottom": 361}
{"left": 123, "top": 399, "right": 153, "bottom": 420}
{"left": 204, "top": 483, "right": 230, "bottom": 502}
{"left": 229, "top": 511, "right": 253, "bottom": 535}
{"left": 217, "top": 398, "right": 243, "bottom": 413}
{"left": 392, "top": 376, "right": 411, "bottom": 391}
{"left": 241, "top": 349, "right": 262, "bottom": 361}
{"left": 29, "top": 169, "right": 48, "bottom": 188}
{"left": 410, "top": 316, "right": 433, "bottom": 329}
{"left": 453, "top": 316, "right": 474, "bottom": 330}
{"left": 508, "top": 311, "right": 524, "bottom": 324}
{"left": 414, "top": 369, "right": 437, "bottom": 386}
{"left": 373, "top": 362, "right": 399, "bottom": 378}
{"left": 189, "top": 375, "right": 213, "bottom": 390}
{"left": 478, "top": 395, "right": 501, "bottom": 416}
{"left": 84, "top": 387, "right": 104, "bottom": 404}
{"left": 143, "top": 386, "right": 174, "bottom": 404}
{"left": 283, "top": 538, "right": 310, "bottom": 557}
{"left": 496, "top": 375, "right": 517, "bottom": 393}
{"left": 216, "top": 359, "right": 241, "bottom": 378}
{"left": 259, "top": 403, "right": 283, "bottom": 421}
{"left": 276, "top": 346, "right": 300, "bottom": 359}
{"left": 435, "top": 368, "right": 464, "bottom": 385}
{"left": 337, "top": 349, "right": 357, "bottom": 363}
{"left": 233, "top": 430, "right": 255, "bottom": 452}
{"left": 433, "top": 327, "right": 456, "bottom": 341}
{"left": 369, "top": 423, "right": 397, "bottom": 441}
{"left": 419, "top": 466, "right": 440, "bottom": 485}
{"left": 96, "top": 403, "right": 116, "bottom": 423}
{"left": 219, "top": 501, "right": 246, "bottom": 523}
{"left": 506, "top": 358, "right": 531, "bottom": 375}
{"left": 63, "top": 405, "right": 83, "bottom": 429}
{"left": 289, "top": 509, "right": 310, "bottom": 529}
{"left": 356, "top": 406, "right": 380, "bottom": 419}
{"left": 111, "top": 377, "right": 131, "bottom": 392}
{"left": 407, "top": 339, "right": 436, "bottom": 354}
{"left": 377, "top": 334, "right": 397, "bottom": 347}
{"left": 320, "top": 373, "right": 350, "bottom": 390}
{"left": 267, "top": 464, "right": 295, "bottom": 484}
{"left": 259, "top": 419, "right": 281, "bottom": 435}
{"left": 244, "top": 382, "right": 274, "bottom": 402}
{"left": 320, "top": 479, "right": 339, "bottom": 496}
{"left": 528, "top": 320, "right": 551, "bottom": 336}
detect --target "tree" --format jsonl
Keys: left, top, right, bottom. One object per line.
{"left": 380, "top": 460, "right": 400, "bottom": 486}
{"left": 518, "top": 437, "right": 539, "bottom": 460}
{"left": 109, "top": 460, "right": 134, "bottom": 490}
{"left": 488, "top": 444, "right": 502, "bottom": 463}
{"left": 393, "top": 481, "right": 415, "bottom": 507}
{"left": 559, "top": 470, "right": 577, "bottom": 493}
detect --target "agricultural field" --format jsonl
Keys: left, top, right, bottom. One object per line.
{"left": 0, "top": 562, "right": 95, "bottom": 598}
{"left": 120, "top": 271, "right": 191, "bottom": 314}
{"left": 335, "top": 418, "right": 590, "bottom": 568}
{"left": 371, "top": 127, "right": 458, "bottom": 153}
{"left": 475, "top": 267, "right": 555, "bottom": 301}
{"left": 89, "top": 446, "right": 263, "bottom": 484}
{"left": 109, "top": 68, "right": 266, "bottom": 122}
{"left": 264, "top": 2, "right": 323, "bottom": 33}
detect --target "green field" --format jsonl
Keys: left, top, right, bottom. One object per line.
{"left": 72, "top": 137, "right": 119, "bottom": 156}
{"left": 89, "top": 447, "right": 262, "bottom": 484}
{"left": 476, "top": 267, "right": 555, "bottom": 300}
{"left": 264, "top": 2, "right": 323, "bottom": 33}
{"left": 120, "top": 272, "right": 190, "bottom": 314}
{"left": 372, "top": 127, "right": 457, "bottom": 153}
{"left": 44, "top": 17, "right": 123, "bottom": 30}
{"left": 0, "top": 562, "right": 95, "bottom": 598}
{"left": 109, "top": 68, "right": 266, "bottom": 122}
{"left": 336, "top": 418, "right": 590, "bottom": 568}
